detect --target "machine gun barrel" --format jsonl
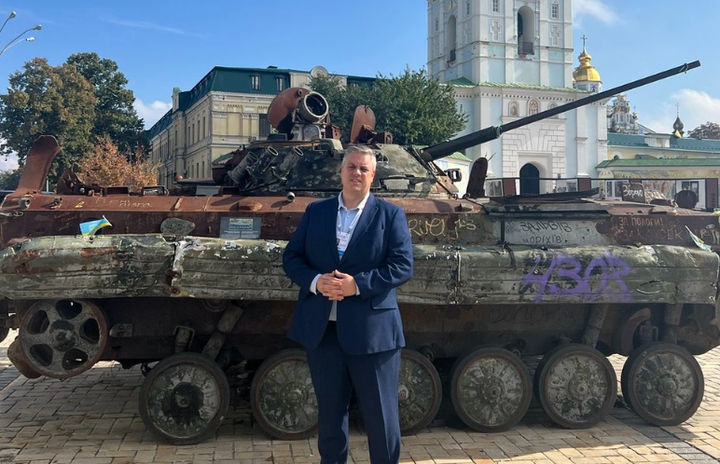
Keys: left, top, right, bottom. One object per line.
{"left": 421, "top": 60, "right": 701, "bottom": 161}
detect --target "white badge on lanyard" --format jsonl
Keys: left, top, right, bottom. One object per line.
{"left": 337, "top": 232, "right": 350, "bottom": 258}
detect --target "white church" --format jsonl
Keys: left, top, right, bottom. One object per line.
{"left": 426, "top": 0, "right": 606, "bottom": 195}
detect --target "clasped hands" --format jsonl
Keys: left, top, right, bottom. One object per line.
{"left": 317, "top": 270, "right": 356, "bottom": 301}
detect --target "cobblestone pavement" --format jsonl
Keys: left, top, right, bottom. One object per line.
{"left": 1, "top": 330, "right": 720, "bottom": 464}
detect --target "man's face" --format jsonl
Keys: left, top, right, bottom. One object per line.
{"left": 341, "top": 152, "right": 376, "bottom": 196}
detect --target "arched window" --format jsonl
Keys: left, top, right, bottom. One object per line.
{"left": 529, "top": 100, "right": 539, "bottom": 115}
{"left": 517, "top": 6, "right": 535, "bottom": 55}
{"left": 446, "top": 15, "right": 457, "bottom": 62}
{"left": 548, "top": 102, "right": 558, "bottom": 117}
{"left": 551, "top": 1, "right": 559, "bottom": 19}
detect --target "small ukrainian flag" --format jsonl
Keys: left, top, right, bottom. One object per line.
{"left": 685, "top": 225, "right": 711, "bottom": 252}
{"left": 79, "top": 216, "right": 112, "bottom": 237}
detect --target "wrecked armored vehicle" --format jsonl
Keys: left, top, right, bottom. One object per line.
{"left": 0, "top": 60, "right": 717, "bottom": 444}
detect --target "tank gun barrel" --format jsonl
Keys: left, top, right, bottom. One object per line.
{"left": 422, "top": 60, "right": 701, "bottom": 161}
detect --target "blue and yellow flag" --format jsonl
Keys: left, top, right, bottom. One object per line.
{"left": 685, "top": 225, "right": 711, "bottom": 252}
{"left": 79, "top": 216, "right": 112, "bottom": 237}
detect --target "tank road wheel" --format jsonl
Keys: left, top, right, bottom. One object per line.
{"left": 451, "top": 347, "right": 532, "bottom": 433}
{"left": 18, "top": 299, "right": 108, "bottom": 379}
{"left": 399, "top": 349, "right": 442, "bottom": 435}
{"left": 250, "top": 349, "right": 318, "bottom": 440}
{"left": 535, "top": 344, "right": 617, "bottom": 429}
{"left": 621, "top": 343, "right": 704, "bottom": 426}
{"left": 139, "top": 352, "right": 230, "bottom": 445}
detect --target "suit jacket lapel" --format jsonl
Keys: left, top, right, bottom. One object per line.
{"left": 339, "top": 194, "right": 378, "bottom": 265}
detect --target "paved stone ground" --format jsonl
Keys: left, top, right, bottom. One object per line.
{"left": 1, "top": 330, "right": 720, "bottom": 464}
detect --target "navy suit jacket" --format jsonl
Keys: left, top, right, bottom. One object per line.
{"left": 283, "top": 193, "right": 413, "bottom": 355}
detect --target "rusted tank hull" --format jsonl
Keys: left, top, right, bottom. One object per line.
{"left": 3, "top": 192, "right": 720, "bottom": 440}
{"left": 1, "top": 234, "right": 718, "bottom": 365}
{"left": 0, "top": 234, "right": 715, "bottom": 306}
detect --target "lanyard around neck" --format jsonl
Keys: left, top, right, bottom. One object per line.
{"left": 337, "top": 205, "right": 362, "bottom": 234}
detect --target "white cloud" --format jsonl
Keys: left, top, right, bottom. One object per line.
{"left": 102, "top": 17, "right": 188, "bottom": 35}
{"left": 573, "top": 0, "right": 619, "bottom": 27}
{"left": 0, "top": 153, "right": 18, "bottom": 171}
{"left": 134, "top": 99, "right": 172, "bottom": 129}
{"left": 642, "top": 89, "right": 720, "bottom": 135}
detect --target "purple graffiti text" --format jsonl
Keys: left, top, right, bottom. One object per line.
{"left": 521, "top": 253, "right": 631, "bottom": 303}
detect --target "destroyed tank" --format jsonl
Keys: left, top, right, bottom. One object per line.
{"left": 0, "top": 60, "right": 717, "bottom": 444}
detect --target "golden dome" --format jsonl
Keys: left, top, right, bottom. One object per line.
{"left": 573, "top": 48, "right": 602, "bottom": 82}
{"left": 673, "top": 115, "right": 684, "bottom": 138}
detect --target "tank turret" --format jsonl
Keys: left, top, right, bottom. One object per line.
{"left": 217, "top": 61, "right": 700, "bottom": 199}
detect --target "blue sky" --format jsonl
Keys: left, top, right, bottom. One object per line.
{"left": 0, "top": 0, "right": 719, "bottom": 170}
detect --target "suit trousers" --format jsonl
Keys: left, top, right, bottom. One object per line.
{"left": 306, "top": 322, "right": 401, "bottom": 464}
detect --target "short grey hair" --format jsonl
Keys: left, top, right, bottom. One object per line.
{"left": 342, "top": 145, "right": 377, "bottom": 171}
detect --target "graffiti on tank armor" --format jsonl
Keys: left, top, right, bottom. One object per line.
{"left": 407, "top": 217, "right": 477, "bottom": 240}
{"left": 520, "top": 252, "right": 632, "bottom": 303}
{"left": 506, "top": 220, "right": 581, "bottom": 245}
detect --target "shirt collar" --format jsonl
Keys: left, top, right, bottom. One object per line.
{"left": 338, "top": 191, "right": 370, "bottom": 211}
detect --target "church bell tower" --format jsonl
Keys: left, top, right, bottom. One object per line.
{"left": 426, "top": 0, "right": 608, "bottom": 195}
{"left": 427, "top": 0, "right": 574, "bottom": 87}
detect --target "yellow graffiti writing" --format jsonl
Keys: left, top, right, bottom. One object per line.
{"left": 407, "top": 217, "right": 476, "bottom": 240}
{"left": 93, "top": 198, "right": 152, "bottom": 209}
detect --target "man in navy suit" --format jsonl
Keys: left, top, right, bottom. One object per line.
{"left": 283, "top": 145, "right": 413, "bottom": 464}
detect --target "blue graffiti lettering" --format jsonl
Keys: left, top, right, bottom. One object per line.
{"left": 521, "top": 253, "right": 631, "bottom": 303}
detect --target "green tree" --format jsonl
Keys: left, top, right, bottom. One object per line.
{"left": 0, "top": 169, "right": 21, "bottom": 190}
{"left": 0, "top": 57, "right": 97, "bottom": 175}
{"left": 66, "top": 52, "right": 146, "bottom": 155}
{"left": 309, "top": 74, "right": 371, "bottom": 133}
{"left": 310, "top": 68, "right": 466, "bottom": 145}
{"left": 371, "top": 68, "right": 467, "bottom": 145}
{"left": 688, "top": 122, "right": 720, "bottom": 140}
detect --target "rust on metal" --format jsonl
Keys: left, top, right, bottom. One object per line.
{"left": 267, "top": 87, "right": 313, "bottom": 131}
{"left": 16, "top": 136, "right": 62, "bottom": 192}
{"left": 350, "top": 105, "right": 376, "bottom": 144}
